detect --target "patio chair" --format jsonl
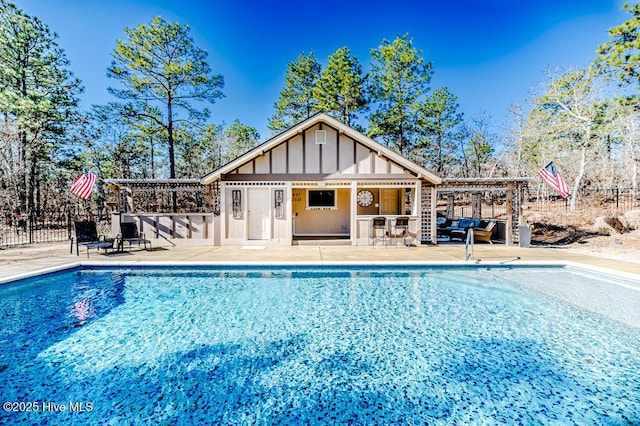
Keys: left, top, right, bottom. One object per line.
{"left": 117, "top": 222, "right": 151, "bottom": 252}
{"left": 473, "top": 219, "right": 497, "bottom": 244}
{"left": 370, "top": 216, "right": 387, "bottom": 248}
{"left": 71, "top": 220, "right": 113, "bottom": 257}
{"left": 391, "top": 216, "right": 410, "bottom": 247}
{"left": 436, "top": 217, "right": 455, "bottom": 239}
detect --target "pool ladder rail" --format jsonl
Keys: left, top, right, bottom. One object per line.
{"left": 465, "top": 228, "right": 474, "bottom": 261}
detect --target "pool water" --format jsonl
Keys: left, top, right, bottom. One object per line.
{"left": 1, "top": 266, "right": 639, "bottom": 425}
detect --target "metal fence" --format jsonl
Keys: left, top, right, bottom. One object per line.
{"left": 437, "top": 187, "right": 640, "bottom": 220}
{"left": 0, "top": 210, "right": 112, "bottom": 249}
{"left": 524, "top": 187, "right": 640, "bottom": 215}
{"left": 0, "top": 213, "right": 70, "bottom": 248}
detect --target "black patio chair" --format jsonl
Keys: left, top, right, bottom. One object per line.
{"left": 71, "top": 220, "right": 113, "bottom": 257}
{"left": 117, "top": 222, "right": 151, "bottom": 252}
{"left": 370, "top": 216, "right": 387, "bottom": 248}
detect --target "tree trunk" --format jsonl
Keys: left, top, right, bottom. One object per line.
{"left": 632, "top": 160, "right": 638, "bottom": 201}
{"left": 27, "top": 147, "right": 37, "bottom": 214}
{"left": 167, "top": 98, "right": 177, "bottom": 211}
{"left": 435, "top": 123, "right": 443, "bottom": 175}
{"left": 18, "top": 131, "right": 27, "bottom": 214}
{"left": 19, "top": 51, "right": 28, "bottom": 214}
{"left": 570, "top": 133, "right": 589, "bottom": 211}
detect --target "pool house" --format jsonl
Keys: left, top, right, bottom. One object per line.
{"left": 201, "top": 113, "right": 442, "bottom": 246}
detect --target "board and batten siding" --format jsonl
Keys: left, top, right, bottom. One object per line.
{"left": 226, "top": 124, "right": 413, "bottom": 180}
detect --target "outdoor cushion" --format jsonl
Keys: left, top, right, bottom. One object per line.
{"left": 456, "top": 218, "right": 480, "bottom": 229}
{"left": 448, "top": 218, "right": 481, "bottom": 241}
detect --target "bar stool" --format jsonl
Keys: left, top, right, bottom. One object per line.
{"left": 370, "top": 216, "right": 387, "bottom": 248}
{"left": 392, "top": 216, "right": 409, "bottom": 247}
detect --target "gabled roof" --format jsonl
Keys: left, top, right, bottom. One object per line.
{"left": 200, "top": 113, "right": 441, "bottom": 185}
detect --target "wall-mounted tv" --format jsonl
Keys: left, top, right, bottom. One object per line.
{"left": 307, "top": 189, "right": 336, "bottom": 208}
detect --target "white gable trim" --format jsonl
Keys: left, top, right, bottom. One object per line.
{"left": 200, "top": 113, "right": 441, "bottom": 185}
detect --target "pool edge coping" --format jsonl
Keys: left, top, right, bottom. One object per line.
{"left": 1, "top": 259, "right": 638, "bottom": 286}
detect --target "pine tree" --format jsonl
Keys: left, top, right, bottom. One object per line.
{"left": 415, "top": 87, "right": 463, "bottom": 174}
{"left": 0, "top": 1, "right": 83, "bottom": 214}
{"left": 313, "top": 47, "right": 367, "bottom": 126}
{"left": 268, "top": 51, "right": 321, "bottom": 133}
{"left": 367, "top": 34, "right": 433, "bottom": 156}
{"left": 596, "top": 2, "right": 640, "bottom": 90}
{"left": 108, "top": 16, "right": 224, "bottom": 182}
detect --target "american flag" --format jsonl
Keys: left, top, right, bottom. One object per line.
{"left": 538, "top": 162, "right": 571, "bottom": 199}
{"left": 70, "top": 171, "right": 97, "bottom": 200}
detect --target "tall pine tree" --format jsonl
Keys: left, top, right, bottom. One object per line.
{"left": 0, "top": 1, "right": 83, "bottom": 214}
{"left": 313, "top": 47, "right": 367, "bottom": 127}
{"left": 268, "top": 51, "right": 321, "bottom": 133}
{"left": 367, "top": 34, "right": 433, "bottom": 156}
{"left": 108, "top": 16, "right": 224, "bottom": 182}
{"left": 415, "top": 87, "right": 463, "bottom": 174}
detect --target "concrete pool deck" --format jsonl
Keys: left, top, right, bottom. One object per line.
{"left": 1, "top": 241, "right": 638, "bottom": 283}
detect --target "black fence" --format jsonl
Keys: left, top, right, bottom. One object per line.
{"left": 438, "top": 186, "right": 639, "bottom": 221}
{"left": 0, "top": 213, "right": 70, "bottom": 248}
{"left": 525, "top": 187, "right": 640, "bottom": 214}
{"left": 0, "top": 211, "right": 112, "bottom": 249}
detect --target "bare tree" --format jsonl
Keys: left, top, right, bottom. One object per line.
{"left": 610, "top": 102, "right": 640, "bottom": 199}
{"left": 535, "top": 66, "right": 606, "bottom": 210}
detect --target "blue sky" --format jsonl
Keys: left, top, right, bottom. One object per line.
{"left": 17, "top": 0, "right": 630, "bottom": 140}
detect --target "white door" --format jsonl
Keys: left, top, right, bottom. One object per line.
{"left": 248, "top": 188, "right": 270, "bottom": 240}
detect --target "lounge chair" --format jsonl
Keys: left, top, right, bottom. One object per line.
{"left": 71, "top": 220, "right": 113, "bottom": 257}
{"left": 473, "top": 219, "right": 497, "bottom": 244}
{"left": 117, "top": 222, "right": 151, "bottom": 252}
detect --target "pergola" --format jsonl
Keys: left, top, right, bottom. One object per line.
{"left": 437, "top": 177, "right": 532, "bottom": 245}
{"left": 103, "top": 179, "right": 218, "bottom": 214}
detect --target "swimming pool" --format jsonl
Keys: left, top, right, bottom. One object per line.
{"left": 1, "top": 265, "right": 639, "bottom": 424}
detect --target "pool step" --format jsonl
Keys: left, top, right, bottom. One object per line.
{"left": 293, "top": 239, "right": 352, "bottom": 246}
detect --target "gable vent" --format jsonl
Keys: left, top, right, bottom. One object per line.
{"left": 315, "top": 130, "right": 326, "bottom": 144}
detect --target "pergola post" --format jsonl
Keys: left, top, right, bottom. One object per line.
{"left": 506, "top": 182, "right": 514, "bottom": 246}
{"left": 472, "top": 193, "right": 482, "bottom": 219}
{"left": 126, "top": 188, "right": 134, "bottom": 213}
{"left": 446, "top": 194, "right": 454, "bottom": 219}
{"left": 430, "top": 185, "right": 438, "bottom": 244}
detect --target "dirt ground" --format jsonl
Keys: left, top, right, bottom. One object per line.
{"left": 551, "top": 229, "right": 640, "bottom": 264}
{"left": 526, "top": 210, "right": 640, "bottom": 265}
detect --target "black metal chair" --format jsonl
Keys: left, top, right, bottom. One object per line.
{"left": 71, "top": 220, "right": 113, "bottom": 257}
{"left": 392, "top": 216, "right": 410, "bottom": 247}
{"left": 370, "top": 216, "right": 387, "bottom": 248}
{"left": 117, "top": 222, "right": 151, "bottom": 252}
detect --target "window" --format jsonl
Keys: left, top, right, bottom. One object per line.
{"left": 315, "top": 129, "right": 326, "bottom": 144}
{"left": 307, "top": 189, "right": 336, "bottom": 209}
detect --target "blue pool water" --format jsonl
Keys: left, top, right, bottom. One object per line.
{"left": 0, "top": 265, "right": 639, "bottom": 425}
